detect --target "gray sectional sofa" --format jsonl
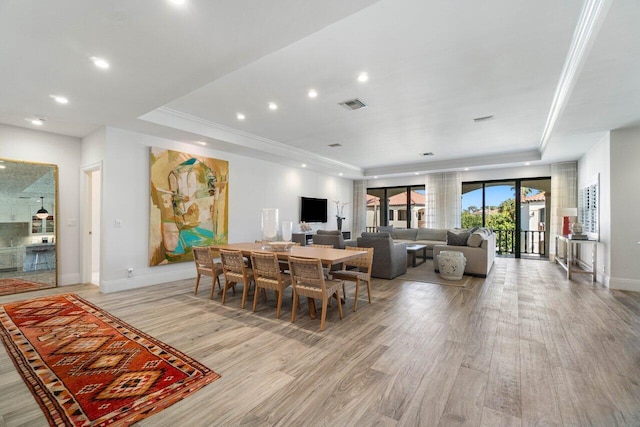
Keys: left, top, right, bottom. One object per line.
{"left": 356, "top": 232, "right": 407, "bottom": 279}
{"left": 433, "top": 228, "right": 495, "bottom": 277}
{"left": 374, "top": 226, "right": 495, "bottom": 277}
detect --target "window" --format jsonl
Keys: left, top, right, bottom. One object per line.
{"left": 366, "top": 185, "right": 425, "bottom": 230}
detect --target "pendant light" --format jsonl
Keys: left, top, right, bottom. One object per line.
{"left": 36, "top": 196, "right": 49, "bottom": 219}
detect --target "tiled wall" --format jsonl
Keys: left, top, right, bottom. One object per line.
{"left": 0, "top": 223, "right": 30, "bottom": 247}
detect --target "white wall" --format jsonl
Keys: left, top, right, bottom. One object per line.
{"left": 578, "top": 133, "right": 611, "bottom": 286}
{"left": 98, "top": 127, "right": 353, "bottom": 293}
{"left": 0, "top": 124, "right": 82, "bottom": 285}
{"left": 608, "top": 127, "right": 640, "bottom": 291}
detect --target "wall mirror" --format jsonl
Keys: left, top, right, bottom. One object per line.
{"left": 0, "top": 158, "right": 58, "bottom": 296}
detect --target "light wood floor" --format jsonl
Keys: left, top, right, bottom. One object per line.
{"left": 1, "top": 257, "right": 639, "bottom": 426}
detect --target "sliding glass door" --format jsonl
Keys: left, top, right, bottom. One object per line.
{"left": 462, "top": 177, "right": 550, "bottom": 258}
{"left": 367, "top": 185, "right": 425, "bottom": 231}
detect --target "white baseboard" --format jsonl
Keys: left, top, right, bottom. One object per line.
{"left": 608, "top": 277, "right": 640, "bottom": 292}
{"left": 100, "top": 269, "right": 196, "bottom": 294}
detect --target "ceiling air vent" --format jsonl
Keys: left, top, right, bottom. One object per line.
{"left": 338, "top": 98, "right": 367, "bottom": 110}
{"left": 420, "top": 152, "right": 434, "bottom": 157}
{"left": 328, "top": 143, "right": 342, "bottom": 147}
{"left": 473, "top": 115, "right": 494, "bottom": 123}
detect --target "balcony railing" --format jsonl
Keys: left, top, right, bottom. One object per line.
{"left": 363, "top": 227, "right": 546, "bottom": 256}
{"left": 495, "top": 229, "right": 546, "bottom": 256}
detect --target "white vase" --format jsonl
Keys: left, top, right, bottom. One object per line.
{"left": 437, "top": 251, "right": 466, "bottom": 280}
{"left": 261, "top": 208, "right": 279, "bottom": 241}
{"left": 281, "top": 220, "right": 293, "bottom": 242}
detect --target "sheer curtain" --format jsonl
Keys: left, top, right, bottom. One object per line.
{"left": 352, "top": 180, "right": 367, "bottom": 238}
{"left": 424, "top": 172, "right": 462, "bottom": 229}
{"left": 550, "top": 161, "right": 578, "bottom": 258}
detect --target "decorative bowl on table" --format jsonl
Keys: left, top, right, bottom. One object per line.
{"left": 265, "top": 241, "right": 295, "bottom": 252}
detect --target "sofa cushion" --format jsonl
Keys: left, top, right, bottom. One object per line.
{"left": 447, "top": 230, "right": 470, "bottom": 246}
{"left": 391, "top": 228, "right": 418, "bottom": 240}
{"left": 467, "top": 228, "right": 491, "bottom": 248}
{"left": 416, "top": 228, "right": 448, "bottom": 241}
{"left": 361, "top": 232, "right": 390, "bottom": 238}
{"left": 377, "top": 226, "right": 394, "bottom": 233}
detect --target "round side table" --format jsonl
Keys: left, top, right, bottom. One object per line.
{"left": 437, "top": 250, "right": 466, "bottom": 280}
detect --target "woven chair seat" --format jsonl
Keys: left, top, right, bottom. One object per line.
{"left": 251, "top": 252, "right": 292, "bottom": 319}
{"left": 331, "top": 270, "right": 367, "bottom": 280}
{"left": 193, "top": 246, "right": 224, "bottom": 299}
{"left": 220, "top": 249, "right": 255, "bottom": 308}
{"left": 336, "top": 247, "right": 374, "bottom": 312}
{"left": 288, "top": 256, "right": 344, "bottom": 331}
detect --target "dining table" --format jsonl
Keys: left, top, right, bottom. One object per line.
{"left": 208, "top": 242, "right": 367, "bottom": 318}
{"left": 209, "top": 242, "right": 365, "bottom": 267}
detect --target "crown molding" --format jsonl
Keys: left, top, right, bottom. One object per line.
{"left": 539, "top": 0, "right": 612, "bottom": 154}
{"left": 365, "top": 149, "right": 542, "bottom": 177}
{"left": 141, "top": 107, "right": 362, "bottom": 174}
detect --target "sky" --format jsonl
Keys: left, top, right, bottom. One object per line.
{"left": 462, "top": 185, "right": 531, "bottom": 209}
{"left": 388, "top": 186, "right": 539, "bottom": 210}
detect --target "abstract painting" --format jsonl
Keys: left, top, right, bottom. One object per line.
{"left": 149, "top": 148, "right": 228, "bottom": 265}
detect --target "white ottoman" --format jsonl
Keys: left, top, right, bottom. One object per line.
{"left": 437, "top": 250, "right": 466, "bottom": 280}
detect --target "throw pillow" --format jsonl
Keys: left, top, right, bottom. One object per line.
{"left": 447, "top": 230, "right": 470, "bottom": 246}
{"left": 467, "top": 231, "right": 484, "bottom": 247}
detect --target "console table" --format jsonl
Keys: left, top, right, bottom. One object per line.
{"left": 292, "top": 232, "right": 314, "bottom": 246}
{"left": 292, "top": 231, "right": 352, "bottom": 246}
{"left": 555, "top": 235, "right": 597, "bottom": 283}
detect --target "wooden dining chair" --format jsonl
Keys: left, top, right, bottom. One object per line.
{"left": 219, "top": 249, "right": 254, "bottom": 308}
{"left": 288, "top": 256, "right": 343, "bottom": 331}
{"left": 331, "top": 246, "right": 374, "bottom": 312}
{"left": 250, "top": 252, "right": 292, "bottom": 319}
{"left": 192, "top": 246, "right": 223, "bottom": 299}
{"left": 307, "top": 243, "right": 335, "bottom": 276}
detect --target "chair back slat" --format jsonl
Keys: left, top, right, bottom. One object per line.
{"left": 343, "top": 246, "right": 374, "bottom": 270}
{"left": 250, "top": 252, "right": 281, "bottom": 280}
{"left": 193, "top": 246, "right": 213, "bottom": 268}
{"left": 220, "top": 249, "right": 245, "bottom": 274}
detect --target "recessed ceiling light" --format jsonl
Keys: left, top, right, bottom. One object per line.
{"left": 525, "top": 162, "right": 531, "bottom": 166}
{"left": 268, "top": 102, "right": 278, "bottom": 110}
{"left": 464, "top": 168, "right": 469, "bottom": 171}
{"left": 301, "top": 164, "right": 307, "bottom": 168}
{"left": 90, "top": 56, "right": 110, "bottom": 69}
{"left": 170, "top": 0, "right": 186, "bottom": 5}
{"left": 31, "top": 118, "right": 45, "bottom": 126}
{"left": 308, "top": 89, "right": 318, "bottom": 98}
{"left": 236, "top": 113, "right": 245, "bottom": 120}
{"left": 197, "top": 141, "right": 207, "bottom": 146}
{"left": 339, "top": 173, "right": 343, "bottom": 176}
{"left": 415, "top": 172, "right": 420, "bottom": 175}
{"left": 357, "top": 72, "right": 369, "bottom": 82}
{"left": 0, "top": 165, "right": 6, "bottom": 169}
{"left": 374, "top": 176, "right": 378, "bottom": 179}
{"left": 50, "top": 95, "right": 68, "bottom": 104}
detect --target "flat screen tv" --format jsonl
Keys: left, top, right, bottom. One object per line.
{"left": 300, "top": 197, "right": 328, "bottom": 223}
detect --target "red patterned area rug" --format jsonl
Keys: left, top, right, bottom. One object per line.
{"left": 0, "top": 293, "right": 220, "bottom": 426}
{"left": 0, "top": 278, "right": 54, "bottom": 296}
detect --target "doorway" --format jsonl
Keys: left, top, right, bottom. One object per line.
{"left": 82, "top": 164, "right": 101, "bottom": 286}
{"left": 462, "top": 177, "right": 550, "bottom": 258}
